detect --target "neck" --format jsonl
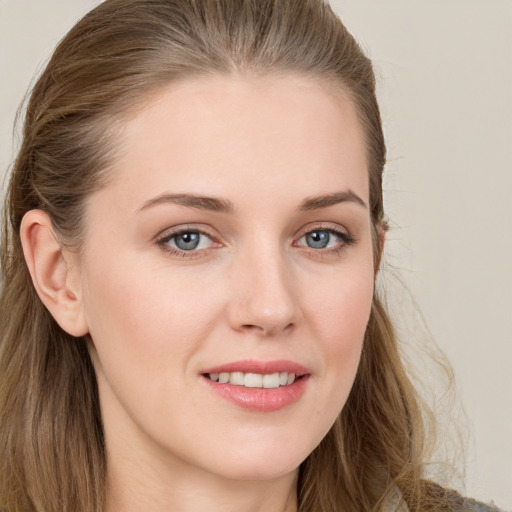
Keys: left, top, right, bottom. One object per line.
{"left": 105, "top": 441, "right": 299, "bottom": 512}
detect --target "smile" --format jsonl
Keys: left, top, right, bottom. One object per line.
{"left": 207, "top": 371, "right": 297, "bottom": 388}
{"left": 201, "top": 360, "right": 310, "bottom": 412}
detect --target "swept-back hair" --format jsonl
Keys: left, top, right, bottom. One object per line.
{"left": 0, "top": 1, "right": 458, "bottom": 510}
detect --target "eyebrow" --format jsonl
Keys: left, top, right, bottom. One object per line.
{"left": 298, "top": 190, "right": 367, "bottom": 211}
{"left": 137, "top": 189, "right": 367, "bottom": 215}
{"left": 138, "top": 193, "right": 235, "bottom": 214}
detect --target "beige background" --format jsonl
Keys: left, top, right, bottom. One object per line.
{"left": 1, "top": 0, "right": 511, "bottom": 508}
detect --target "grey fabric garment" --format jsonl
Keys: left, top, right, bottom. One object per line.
{"left": 382, "top": 487, "right": 507, "bottom": 512}
{"left": 458, "top": 498, "right": 506, "bottom": 512}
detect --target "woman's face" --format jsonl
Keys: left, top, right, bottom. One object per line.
{"left": 77, "top": 74, "right": 376, "bottom": 481}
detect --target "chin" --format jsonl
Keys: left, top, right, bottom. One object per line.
{"left": 213, "top": 458, "right": 301, "bottom": 482}
{"left": 198, "top": 433, "right": 314, "bottom": 482}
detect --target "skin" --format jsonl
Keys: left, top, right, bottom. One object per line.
{"left": 22, "top": 74, "right": 379, "bottom": 512}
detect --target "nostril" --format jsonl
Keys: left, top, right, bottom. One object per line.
{"left": 227, "top": 273, "right": 301, "bottom": 335}
{"left": 241, "top": 322, "right": 294, "bottom": 336}
{"left": 241, "top": 324, "right": 266, "bottom": 333}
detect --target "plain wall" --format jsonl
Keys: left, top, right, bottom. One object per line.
{"left": 1, "top": 0, "right": 511, "bottom": 509}
{"left": 332, "top": 2, "right": 512, "bottom": 509}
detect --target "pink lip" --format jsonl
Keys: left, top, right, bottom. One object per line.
{"left": 201, "top": 359, "right": 310, "bottom": 413}
{"left": 202, "top": 359, "right": 309, "bottom": 376}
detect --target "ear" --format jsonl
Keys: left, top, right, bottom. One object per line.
{"left": 374, "top": 222, "right": 387, "bottom": 276}
{"left": 20, "top": 210, "right": 89, "bottom": 337}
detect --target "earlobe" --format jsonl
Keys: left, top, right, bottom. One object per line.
{"left": 20, "top": 210, "right": 89, "bottom": 337}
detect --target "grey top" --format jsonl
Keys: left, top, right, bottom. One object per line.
{"left": 459, "top": 498, "right": 506, "bottom": 512}
{"left": 383, "top": 487, "right": 507, "bottom": 512}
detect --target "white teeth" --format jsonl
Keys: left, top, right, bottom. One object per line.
{"left": 244, "top": 373, "right": 263, "bottom": 387}
{"left": 263, "top": 373, "right": 280, "bottom": 389}
{"left": 218, "top": 372, "right": 230, "bottom": 383}
{"left": 207, "top": 371, "right": 298, "bottom": 388}
{"left": 230, "top": 372, "right": 245, "bottom": 386}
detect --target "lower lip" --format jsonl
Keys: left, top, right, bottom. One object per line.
{"left": 202, "top": 375, "right": 310, "bottom": 412}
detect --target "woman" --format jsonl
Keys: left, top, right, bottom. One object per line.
{"left": 0, "top": 1, "right": 503, "bottom": 511}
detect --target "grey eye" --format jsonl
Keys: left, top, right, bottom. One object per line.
{"left": 158, "top": 229, "right": 216, "bottom": 256}
{"left": 305, "top": 230, "right": 331, "bottom": 249}
{"left": 173, "top": 232, "right": 202, "bottom": 250}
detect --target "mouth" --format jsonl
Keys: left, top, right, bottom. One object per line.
{"left": 200, "top": 360, "right": 310, "bottom": 412}
{"left": 204, "top": 371, "right": 300, "bottom": 388}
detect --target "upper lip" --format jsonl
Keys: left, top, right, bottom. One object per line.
{"left": 202, "top": 359, "right": 309, "bottom": 376}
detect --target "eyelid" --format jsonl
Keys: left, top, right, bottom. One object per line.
{"left": 154, "top": 222, "right": 355, "bottom": 259}
{"left": 293, "top": 223, "right": 356, "bottom": 250}
{"left": 155, "top": 223, "right": 218, "bottom": 241}
{"left": 155, "top": 225, "right": 222, "bottom": 258}
{"left": 295, "top": 222, "right": 351, "bottom": 240}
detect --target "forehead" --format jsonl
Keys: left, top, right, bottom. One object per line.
{"left": 103, "top": 74, "right": 369, "bottom": 211}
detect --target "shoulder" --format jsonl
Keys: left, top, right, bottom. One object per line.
{"left": 383, "top": 484, "right": 507, "bottom": 512}
{"left": 384, "top": 486, "right": 507, "bottom": 512}
{"left": 422, "top": 481, "right": 507, "bottom": 512}
{"left": 457, "top": 498, "right": 507, "bottom": 512}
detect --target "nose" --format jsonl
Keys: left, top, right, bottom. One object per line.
{"left": 227, "top": 246, "right": 301, "bottom": 337}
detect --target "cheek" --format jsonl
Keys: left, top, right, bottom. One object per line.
{"left": 303, "top": 261, "right": 374, "bottom": 403}
{"left": 83, "top": 253, "right": 212, "bottom": 344}
{"left": 80, "top": 254, "right": 220, "bottom": 399}
{"left": 81, "top": 257, "right": 226, "bottom": 451}
{"left": 306, "top": 260, "right": 374, "bottom": 343}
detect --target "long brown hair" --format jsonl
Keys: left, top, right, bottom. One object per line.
{"left": 1, "top": 1, "right": 458, "bottom": 511}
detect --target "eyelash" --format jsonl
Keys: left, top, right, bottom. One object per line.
{"left": 294, "top": 226, "right": 356, "bottom": 256}
{"left": 156, "top": 225, "right": 356, "bottom": 259}
{"left": 156, "top": 227, "right": 220, "bottom": 259}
